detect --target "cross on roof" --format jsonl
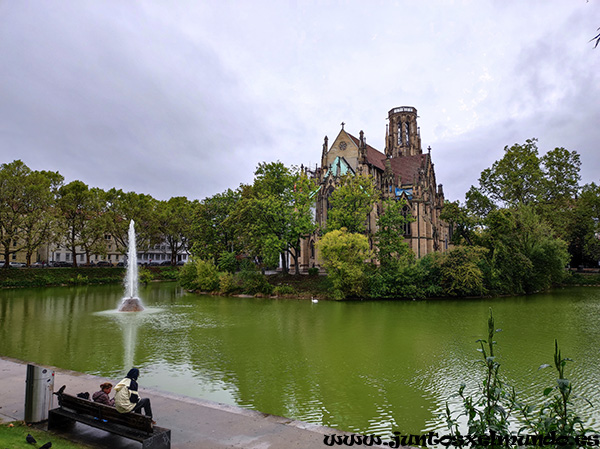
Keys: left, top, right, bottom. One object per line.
{"left": 341, "top": 122, "right": 345, "bottom": 130}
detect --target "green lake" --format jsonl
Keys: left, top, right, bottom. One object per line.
{"left": 1, "top": 282, "right": 599, "bottom": 436}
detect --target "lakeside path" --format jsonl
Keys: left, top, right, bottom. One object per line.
{"left": 1, "top": 356, "right": 395, "bottom": 449}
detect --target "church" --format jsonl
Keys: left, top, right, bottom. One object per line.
{"left": 296, "top": 106, "right": 449, "bottom": 273}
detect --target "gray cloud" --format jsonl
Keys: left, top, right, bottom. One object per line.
{"left": 0, "top": 1, "right": 598, "bottom": 203}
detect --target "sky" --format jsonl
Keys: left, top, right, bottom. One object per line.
{"left": 1, "top": 0, "right": 599, "bottom": 203}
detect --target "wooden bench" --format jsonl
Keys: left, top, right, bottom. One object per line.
{"left": 48, "top": 386, "right": 171, "bottom": 449}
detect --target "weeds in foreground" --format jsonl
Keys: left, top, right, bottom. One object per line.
{"left": 444, "top": 308, "right": 594, "bottom": 448}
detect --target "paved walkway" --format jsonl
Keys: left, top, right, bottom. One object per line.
{"left": 0, "top": 356, "right": 372, "bottom": 449}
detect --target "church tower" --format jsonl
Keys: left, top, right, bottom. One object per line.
{"left": 385, "top": 106, "right": 422, "bottom": 158}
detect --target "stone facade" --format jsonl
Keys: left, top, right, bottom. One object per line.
{"left": 296, "top": 106, "right": 449, "bottom": 272}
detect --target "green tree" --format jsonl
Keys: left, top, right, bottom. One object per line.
{"left": 0, "top": 161, "right": 64, "bottom": 267}
{"left": 375, "top": 198, "right": 414, "bottom": 269}
{"left": 234, "top": 162, "right": 317, "bottom": 274}
{"left": 317, "top": 228, "right": 372, "bottom": 299}
{"left": 477, "top": 138, "right": 543, "bottom": 207}
{"left": 56, "top": 181, "right": 107, "bottom": 267}
{"left": 105, "top": 189, "right": 160, "bottom": 256}
{"left": 566, "top": 183, "right": 600, "bottom": 267}
{"left": 20, "top": 169, "right": 64, "bottom": 266}
{"left": 190, "top": 189, "right": 241, "bottom": 262}
{"left": 326, "top": 174, "right": 377, "bottom": 234}
{"left": 156, "top": 196, "right": 193, "bottom": 265}
{"left": 484, "top": 206, "right": 569, "bottom": 294}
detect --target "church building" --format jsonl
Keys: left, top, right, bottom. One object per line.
{"left": 297, "top": 106, "right": 449, "bottom": 272}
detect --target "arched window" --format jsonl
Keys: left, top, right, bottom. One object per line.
{"left": 404, "top": 122, "right": 410, "bottom": 145}
{"left": 402, "top": 205, "right": 411, "bottom": 236}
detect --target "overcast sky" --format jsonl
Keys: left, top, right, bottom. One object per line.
{"left": 1, "top": 1, "right": 598, "bottom": 202}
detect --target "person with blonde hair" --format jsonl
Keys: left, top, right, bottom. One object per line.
{"left": 92, "top": 382, "right": 115, "bottom": 406}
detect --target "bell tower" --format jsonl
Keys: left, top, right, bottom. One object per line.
{"left": 385, "top": 106, "right": 421, "bottom": 158}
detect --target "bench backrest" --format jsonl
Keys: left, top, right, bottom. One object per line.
{"left": 56, "top": 389, "right": 153, "bottom": 433}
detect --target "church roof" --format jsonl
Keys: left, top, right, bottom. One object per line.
{"left": 347, "top": 133, "right": 428, "bottom": 186}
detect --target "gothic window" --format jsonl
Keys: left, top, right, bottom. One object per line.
{"left": 397, "top": 122, "right": 402, "bottom": 145}
{"left": 310, "top": 241, "right": 315, "bottom": 258}
{"left": 404, "top": 122, "right": 410, "bottom": 145}
{"left": 402, "top": 205, "right": 412, "bottom": 236}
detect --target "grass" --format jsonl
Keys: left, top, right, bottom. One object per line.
{"left": 0, "top": 421, "right": 93, "bottom": 449}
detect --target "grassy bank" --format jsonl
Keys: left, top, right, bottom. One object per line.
{"left": 0, "top": 266, "right": 180, "bottom": 288}
{"left": 0, "top": 421, "right": 93, "bottom": 448}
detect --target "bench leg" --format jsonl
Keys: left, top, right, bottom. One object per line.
{"left": 142, "top": 429, "right": 171, "bottom": 449}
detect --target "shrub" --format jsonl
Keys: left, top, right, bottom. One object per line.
{"left": 308, "top": 267, "right": 319, "bottom": 276}
{"left": 138, "top": 268, "right": 154, "bottom": 285}
{"left": 178, "top": 260, "right": 198, "bottom": 289}
{"left": 317, "top": 228, "right": 372, "bottom": 299}
{"left": 239, "top": 265, "right": 273, "bottom": 295}
{"left": 195, "top": 259, "right": 220, "bottom": 292}
{"left": 219, "top": 272, "right": 240, "bottom": 294}
{"left": 273, "top": 285, "right": 296, "bottom": 296}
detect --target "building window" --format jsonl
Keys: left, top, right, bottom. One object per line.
{"left": 402, "top": 205, "right": 412, "bottom": 236}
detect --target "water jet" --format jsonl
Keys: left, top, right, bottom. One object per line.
{"left": 118, "top": 220, "right": 144, "bottom": 312}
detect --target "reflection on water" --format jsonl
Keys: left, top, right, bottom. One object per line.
{"left": 1, "top": 283, "right": 599, "bottom": 435}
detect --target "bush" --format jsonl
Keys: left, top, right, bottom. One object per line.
{"left": 178, "top": 260, "right": 198, "bottom": 290}
{"left": 219, "top": 272, "right": 240, "bottom": 294}
{"left": 195, "top": 259, "right": 220, "bottom": 292}
{"left": 273, "top": 285, "right": 296, "bottom": 296}
{"left": 316, "top": 228, "right": 371, "bottom": 299}
{"left": 138, "top": 267, "right": 154, "bottom": 285}
{"left": 239, "top": 265, "right": 273, "bottom": 295}
{"left": 308, "top": 267, "right": 319, "bottom": 276}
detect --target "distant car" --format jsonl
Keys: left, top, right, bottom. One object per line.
{"left": 116, "top": 262, "right": 125, "bottom": 267}
{"left": 96, "top": 261, "right": 113, "bottom": 267}
{"left": 176, "top": 260, "right": 186, "bottom": 266}
{"left": 31, "top": 262, "right": 46, "bottom": 268}
{"left": 80, "top": 262, "right": 96, "bottom": 267}
{"left": 50, "top": 261, "right": 71, "bottom": 267}
{"left": 9, "top": 262, "right": 26, "bottom": 268}
{"left": 160, "top": 261, "right": 172, "bottom": 266}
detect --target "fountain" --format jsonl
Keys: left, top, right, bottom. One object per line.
{"left": 118, "top": 220, "right": 144, "bottom": 312}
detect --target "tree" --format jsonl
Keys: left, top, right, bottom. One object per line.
{"left": 190, "top": 188, "right": 241, "bottom": 262}
{"left": 566, "top": 183, "right": 600, "bottom": 267}
{"left": 20, "top": 170, "right": 64, "bottom": 265}
{"left": 317, "top": 228, "right": 372, "bottom": 299}
{"left": 234, "top": 162, "right": 317, "bottom": 274}
{"left": 326, "top": 174, "right": 377, "bottom": 233}
{"left": 105, "top": 189, "right": 160, "bottom": 256}
{"left": 375, "top": 198, "right": 414, "bottom": 269}
{"left": 0, "top": 161, "right": 63, "bottom": 267}
{"left": 483, "top": 206, "right": 569, "bottom": 294}
{"left": 56, "top": 181, "right": 107, "bottom": 267}
{"left": 477, "top": 138, "right": 543, "bottom": 207}
{"left": 156, "top": 196, "right": 193, "bottom": 265}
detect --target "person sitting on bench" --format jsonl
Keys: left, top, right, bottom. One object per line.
{"left": 92, "top": 382, "right": 115, "bottom": 406}
{"left": 114, "top": 368, "right": 154, "bottom": 423}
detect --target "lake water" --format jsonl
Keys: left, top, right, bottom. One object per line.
{"left": 1, "top": 282, "right": 599, "bottom": 436}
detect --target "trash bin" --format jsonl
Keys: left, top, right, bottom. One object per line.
{"left": 24, "top": 363, "right": 55, "bottom": 423}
